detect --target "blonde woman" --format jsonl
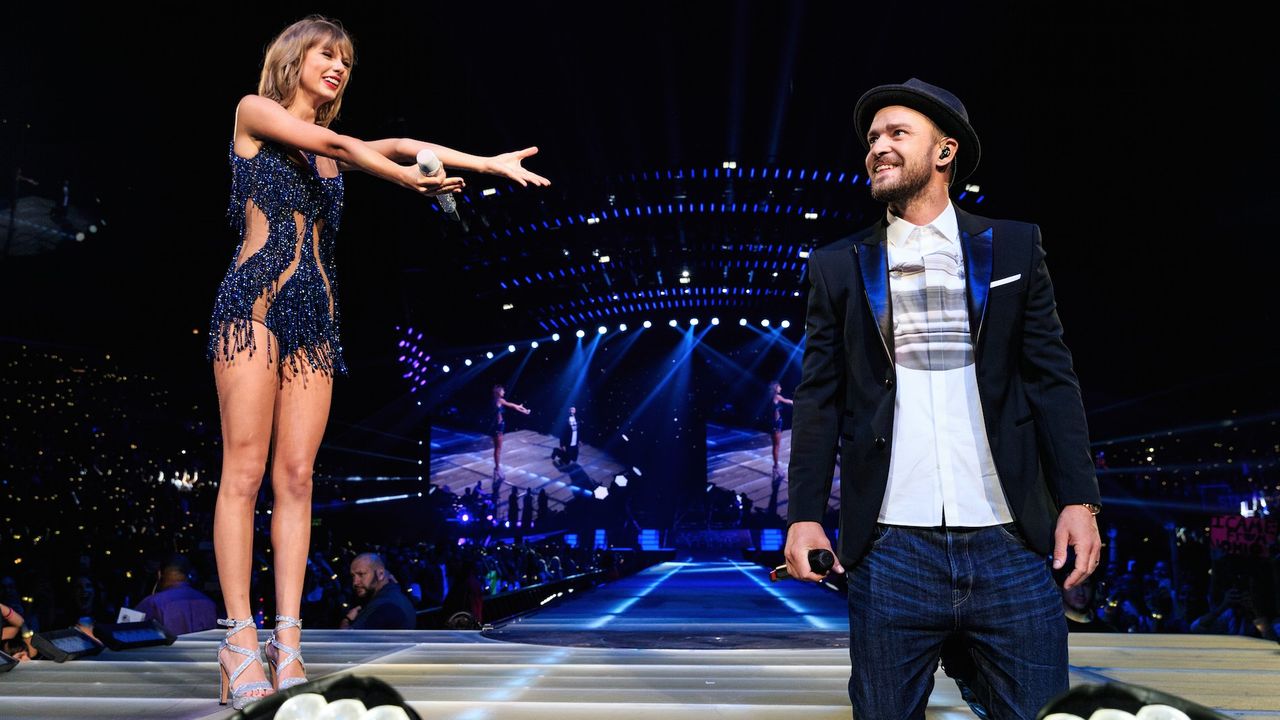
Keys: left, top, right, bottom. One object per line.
{"left": 490, "top": 384, "right": 530, "bottom": 480}
{"left": 208, "top": 15, "right": 548, "bottom": 709}
{"left": 768, "top": 380, "right": 792, "bottom": 473}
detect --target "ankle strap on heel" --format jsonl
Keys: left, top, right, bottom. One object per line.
{"left": 217, "top": 617, "right": 257, "bottom": 634}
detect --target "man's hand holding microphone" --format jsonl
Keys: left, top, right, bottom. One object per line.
{"left": 774, "top": 521, "right": 845, "bottom": 582}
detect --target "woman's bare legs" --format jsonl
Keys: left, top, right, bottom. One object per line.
{"left": 264, "top": 356, "right": 332, "bottom": 686}
{"left": 493, "top": 433, "right": 504, "bottom": 477}
{"left": 212, "top": 322, "right": 278, "bottom": 702}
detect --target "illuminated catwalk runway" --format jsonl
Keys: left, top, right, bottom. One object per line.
{"left": 3, "top": 559, "right": 1278, "bottom": 719}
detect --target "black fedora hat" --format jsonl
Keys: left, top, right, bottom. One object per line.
{"left": 854, "top": 78, "right": 981, "bottom": 182}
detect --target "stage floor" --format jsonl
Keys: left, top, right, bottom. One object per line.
{"left": 3, "top": 559, "right": 1278, "bottom": 719}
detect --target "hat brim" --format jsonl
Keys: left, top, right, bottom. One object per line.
{"left": 854, "top": 85, "right": 981, "bottom": 183}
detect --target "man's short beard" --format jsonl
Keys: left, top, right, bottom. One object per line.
{"left": 870, "top": 158, "right": 932, "bottom": 206}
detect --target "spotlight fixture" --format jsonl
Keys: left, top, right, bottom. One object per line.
{"left": 643, "top": 320, "right": 652, "bottom": 328}
{"left": 597, "top": 326, "right": 608, "bottom": 335}
{"left": 552, "top": 333, "right": 561, "bottom": 341}
{"left": 689, "top": 318, "right": 699, "bottom": 326}
{"left": 593, "top": 486, "right": 609, "bottom": 500}
{"left": 668, "top": 319, "right": 678, "bottom": 327}
{"left": 508, "top": 345, "right": 516, "bottom": 353}
{"left": 576, "top": 329, "right": 586, "bottom": 338}
{"left": 781, "top": 320, "right": 791, "bottom": 328}
{"left": 442, "top": 365, "right": 450, "bottom": 373}
{"left": 711, "top": 317, "right": 720, "bottom": 325}
{"left": 614, "top": 475, "right": 629, "bottom": 488}
{"left": 464, "top": 359, "right": 473, "bottom": 366}
{"left": 619, "top": 323, "right": 627, "bottom": 332}
{"left": 761, "top": 319, "right": 771, "bottom": 327}
{"left": 486, "top": 351, "right": 495, "bottom": 359}
{"left": 739, "top": 318, "right": 748, "bottom": 326}
{"left": 531, "top": 341, "right": 539, "bottom": 348}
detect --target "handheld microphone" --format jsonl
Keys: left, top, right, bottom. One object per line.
{"left": 770, "top": 548, "right": 835, "bottom": 582}
{"left": 415, "top": 148, "right": 460, "bottom": 221}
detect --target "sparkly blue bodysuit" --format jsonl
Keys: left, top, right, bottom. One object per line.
{"left": 208, "top": 140, "right": 346, "bottom": 376}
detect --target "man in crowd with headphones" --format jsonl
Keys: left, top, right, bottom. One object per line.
{"left": 784, "top": 78, "right": 1102, "bottom": 718}
{"left": 135, "top": 554, "right": 217, "bottom": 636}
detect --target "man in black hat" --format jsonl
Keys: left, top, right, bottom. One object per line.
{"left": 783, "top": 78, "right": 1101, "bottom": 718}
{"left": 551, "top": 406, "right": 581, "bottom": 467}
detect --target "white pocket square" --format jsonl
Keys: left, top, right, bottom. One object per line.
{"left": 990, "top": 274, "right": 1021, "bottom": 289}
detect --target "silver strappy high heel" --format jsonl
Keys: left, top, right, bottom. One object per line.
{"left": 217, "top": 617, "right": 272, "bottom": 709}
{"left": 264, "top": 614, "right": 307, "bottom": 691}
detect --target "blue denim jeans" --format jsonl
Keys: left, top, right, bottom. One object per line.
{"left": 846, "top": 524, "right": 1067, "bottom": 720}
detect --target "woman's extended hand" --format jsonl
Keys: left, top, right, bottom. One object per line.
{"left": 484, "top": 147, "right": 550, "bottom": 187}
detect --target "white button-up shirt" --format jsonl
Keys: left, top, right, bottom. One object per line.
{"left": 878, "top": 202, "right": 1013, "bottom": 527}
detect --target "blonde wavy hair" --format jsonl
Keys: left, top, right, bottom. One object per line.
{"left": 258, "top": 15, "right": 355, "bottom": 128}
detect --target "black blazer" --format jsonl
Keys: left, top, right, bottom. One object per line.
{"left": 560, "top": 417, "right": 580, "bottom": 448}
{"left": 787, "top": 208, "right": 1100, "bottom": 565}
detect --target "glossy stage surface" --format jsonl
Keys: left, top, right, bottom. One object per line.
{"left": 2, "top": 558, "right": 1277, "bottom": 719}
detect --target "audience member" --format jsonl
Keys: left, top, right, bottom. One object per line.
{"left": 339, "top": 554, "right": 416, "bottom": 630}
{"left": 134, "top": 554, "right": 217, "bottom": 635}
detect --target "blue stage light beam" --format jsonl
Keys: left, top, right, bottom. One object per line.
{"left": 619, "top": 324, "right": 712, "bottom": 427}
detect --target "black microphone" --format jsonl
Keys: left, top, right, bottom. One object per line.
{"left": 415, "top": 148, "right": 460, "bottom": 221}
{"left": 770, "top": 548, "right": 835, "bottom": 582}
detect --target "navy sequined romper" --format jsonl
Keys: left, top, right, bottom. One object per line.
{"left": 208, "top": 140, "right": 346, "bottom": 377}
{"left": 491, "top": 400, "right": 505, "bottom": 437}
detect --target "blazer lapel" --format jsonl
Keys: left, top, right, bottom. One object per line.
{"left": 958, "top": 211, "right": 994, "bottom": 346}
{"left": 857, "top": 223, "right": 893, "bottom": 363}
